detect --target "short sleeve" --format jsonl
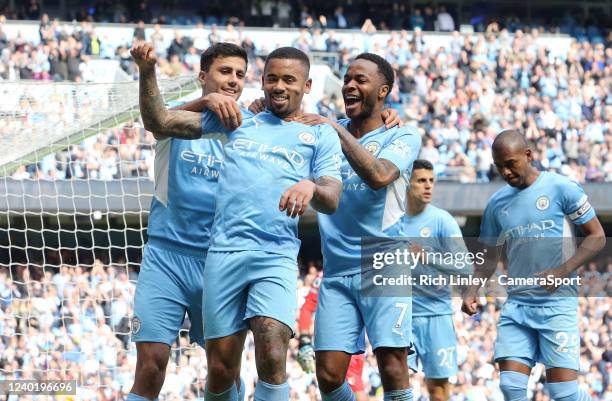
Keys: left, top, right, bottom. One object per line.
{"left": 201, "top": 110, "right": 230, "bottom": 141}
{"left": 440, "top": 213, "right": 473, "bottom": 276}
{"left": 479, "top": 200, "right": 503, "bottom": 246}
{"left": 377, "top": 126, "right": 422, "bottom": 173}
{"left": 312, "top": 124, "right": 342, "bottom": 181}
{"left": 561, "top": 179, "right": 596, "bottom": 225}
{"left": 441, "top": 213, "right": 463, "bottom": 238}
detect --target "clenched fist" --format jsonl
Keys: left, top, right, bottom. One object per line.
{"left": 130, "top": 43, "right": 157, "bottom": 70}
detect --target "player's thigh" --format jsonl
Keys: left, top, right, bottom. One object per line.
{"left": 418, "top": 315, "right": 458, "bottom": 379}
{"left": 533, "top": 306, "right": 580, "bottom": 371}
{"left": 132, "top": 245, "right": 190, "bottom": 346}
{"left": 314, "top": 274, "right": 366, "bottom": 354}
{"left": 494, "top": 302, "right": 538, "bottom": 369}
{"left": 245, "top": 252, "right": 298, "bottom": 335}
{"left": 359, "top": 278, "right": 411, "bottom": 350}
{"left": 202, "top": 251, "right": 249, "bottom": 340}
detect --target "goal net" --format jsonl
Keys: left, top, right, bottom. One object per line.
{"left": 0, "top": 75, "right": 222, "bottom": 400}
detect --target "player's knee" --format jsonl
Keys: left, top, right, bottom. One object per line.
{"left": 207, "top": 355, "right": 240, "bottom": 383}
{"left": 427, "top": 381, "right": 449, "bottom": 401}
{"left": 378, "top": 360, "right": 409, "bottom": 386}
{"left": 135, "top": 344, "right": 169, "bottom": 388}
{"left": 546, "top": 381, "right": 591, "bottom": 401}
{"left": 430, "top": 391, "right": 446, "bottom": 401}
{"left": 256, "top": 347, "right": 287, "bottom": 383}
{"left": 251, "top": 317, "right": 291, "bottom": 383}
{"left": 316, "top": 361, "right": 345, "bottom": 393}
{"left": 499, "top": 371, "right": 529, "bottom": 401}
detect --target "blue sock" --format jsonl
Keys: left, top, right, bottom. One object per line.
{"left": 237, "top": 378, "right": 246, "bottom": 401}
{"left": 254, "top": 380, "right": 289, "bottom": 401}
{"left": 384, "top": 388, "right": 413, "bottom": 401}
{"left": 321, "top": 382, "right": 356, "bottom": 401}
{"left": 205, "top": 383, "right": 238, "bottom": 401}
{"left": 546, "top": 381, "right": 592, "bottom": 401}
{"left": 500, "top": 371, "right": 529, "bottom": 401}
{"left": 127, "top": 394, "right": 156, "bottom": 401}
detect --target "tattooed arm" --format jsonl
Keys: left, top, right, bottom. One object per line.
{"left": 131, "top": 43, "right": 202, "bottom": 140}
{"left": 279, "top": 176, "right": 341, "bottom": 217}
{"left": 332, "top": 121, "right": 399, "bottom": 190}
{"left": 293, "top": 114, "right": 400, "bottom": 190}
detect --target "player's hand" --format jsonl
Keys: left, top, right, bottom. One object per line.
{"left": 292, "top": 113, "right": 331, "bottom": 126}
{"left": 279, "top": 179, "right": 315, "bottom": 218}
{"left": 204, "top": 93, "right": 242, "bottom": 130}
{"left": 297, "top": 335, "right": 316, "bottom": 374}
{"left": 535, "top": 265, "right": 571, "bottom": 293}
{"left": 461, "top": 293, "right": 480, "bottom": 316}
{"left": 381, "top": 108, "right": 403, "bottom": 128}
{"left": 248, "top": 97, "right": 265, "bottom": 114}
{"left": 130, "top": 43, "right": 157, "bottom": 70}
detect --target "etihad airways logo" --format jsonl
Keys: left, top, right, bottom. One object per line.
{"left": 503, "top": 219, "right": 556, "bottom": 239}
{"left": 180, "top": 150, "right": 223, "bottom": 178}
{"left": 180, "top": 150, "right": 223, "bottom": 167}
{"left": 233, "top": 138, "right": 306, "bottom": 167}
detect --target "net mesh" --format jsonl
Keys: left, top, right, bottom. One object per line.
{"left": 0, "top": 75, "right": 213, "bottom": 399}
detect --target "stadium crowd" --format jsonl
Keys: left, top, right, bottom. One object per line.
{"left": 2, "top": 12, "right": 612, "bottom": 183}
{"left": 0, "top": 253, "right": 610, "bottom": 401}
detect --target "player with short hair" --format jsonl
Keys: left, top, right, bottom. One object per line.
{"left": 134, "top": 44, "right": 343, "bottom": 401}
{"left": 402, "top": 159, "right": 471, "bottom": 401}
{"left": 128, "top": 42, "right": 250, "bottom": 401}
{"left": 295, "top": 53, "right": 422, "bottom": 401}
{"left": 463, "top": 129, "right": 605, "bottom": 401}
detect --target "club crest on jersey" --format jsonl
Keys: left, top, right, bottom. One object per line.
{"left": 131, "top": 316, "right": 141, "bottom": 335}
{"left": 536, "top": 196, "right": 550, "bottom": 210}
{"left": 420, "top": 227, "right": 432, "bottom": 237}
{"left": 298, "top": 132, "right": 316, "bottom": 144}
{"left": 364, "top": 141, "right": 380, "bottom": 155}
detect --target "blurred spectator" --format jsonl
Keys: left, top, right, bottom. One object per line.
{"left": 2, "top": 14, "right": 611, "bottom": 184}
{"left": 436, "top": 6, "right": 455, "bottom": 32}
{"left": 133, "top": 20, "right": 146, "bottom": 42}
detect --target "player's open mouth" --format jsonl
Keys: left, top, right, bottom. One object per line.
{"left": 344, "top": 95, "right": 361, "bottom": 109}
{"left": 222, "top": 88, "right": 237, "bottom": 96}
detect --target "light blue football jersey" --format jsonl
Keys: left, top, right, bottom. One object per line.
{"left": 318, "top": 121, "right": 422, "bottom": 277}
{"left": 403, "top": 204, "right": 469, "bottom": 316}
{"left": 146, "top": 109, "right": 254, "bottom": 253}
{"left": 202, "top": 110, "right": 343, "bottom": 259}
{"left": 479, "top": 171, "right": 596, "bottom": 306}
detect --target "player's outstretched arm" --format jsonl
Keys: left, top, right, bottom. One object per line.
{"left": 333, "top": 120, "right": 400, "bottom": 190}
{"left": 293, "top": 114, "right": 399, "bottom": 190}
{"left": 170, "top": 93, "right": 243, "bottom": 130}
{"left": 131, "top": 43, "right": 202, "bottom": 140}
